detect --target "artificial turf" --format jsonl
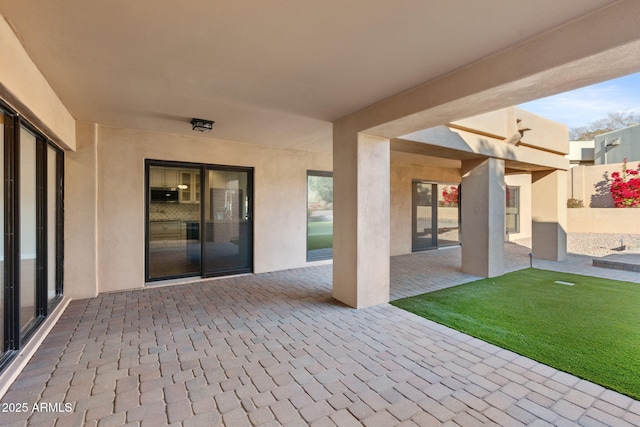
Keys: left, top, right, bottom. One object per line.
{"left": 307, "top": 221, "right": 333, "bottom": 250}
{"left": 391, "top": 268, "right": 640, "bottom": 400}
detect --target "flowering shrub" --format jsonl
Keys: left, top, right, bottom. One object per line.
{"left": 441, "top": 186, "right": 459, "bottom": 207}
{"left": 609, "top": 159, "right": 640, "bottom": 208}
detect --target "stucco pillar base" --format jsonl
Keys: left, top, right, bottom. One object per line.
{"left": 461, "top": 158, "right": 505, "bottom": 278}
{"left": 333, "top": 128, "right": 390, "bottom": 308}
{"left": 532, "top": 170, "right": 568, "bottom": 261}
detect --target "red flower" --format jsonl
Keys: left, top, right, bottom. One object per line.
{"left": 441, "top": 186, "right": 459, "bottom": 207}
{"left": 609, "top": 159, "right": 640, "bottom": 208}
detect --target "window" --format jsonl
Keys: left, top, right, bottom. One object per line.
{"left": 506, "top": 186, "right": 520, "bottom": 234}
{"left": 307, "top": 171, "right": 333, "bottom": 261}
{"left": 0, "top": 100, "right": 64, "bottom": 371}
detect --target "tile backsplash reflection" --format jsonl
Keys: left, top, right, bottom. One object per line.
{"left": 150, "top": 203, "right": 199, "bottom": 221}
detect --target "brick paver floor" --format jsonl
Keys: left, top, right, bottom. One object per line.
{"left": 1, "top": 243, "right": 639, "bottom": 426}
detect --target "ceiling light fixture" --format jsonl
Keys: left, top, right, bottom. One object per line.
{"left": 190, "top": 118, "right": 214, "bottom": 133}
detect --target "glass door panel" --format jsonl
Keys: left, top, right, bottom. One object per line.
{"left": 203, "top": 168, "right": 252, "bottom": 276}
{"left": 47, "top": 146, "right": 58, "bottom": 307}
{"left": 506, "top": 186, "right": 520, "bottom": 234}
{"left": 413, "top": 181, "right": 461, "bottom": 251}
{"left": 147, "top": 165, "right": 201, "bottom": 280}
{"left": 437, "top": 184, "right": 460, "bottom": 246}
{"left": 412, "top": 182, "right": 435, "bottom": 251}
{"left": 20, "top": 126, "right": 37, "bottom": 335}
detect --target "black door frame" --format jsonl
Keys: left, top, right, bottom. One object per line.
{"left": 145, "top": 160, "right": 254, "bottom": 282}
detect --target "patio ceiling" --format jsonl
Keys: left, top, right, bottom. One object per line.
{"left": 0, "top": 1, "right": 621, "bottom": 152}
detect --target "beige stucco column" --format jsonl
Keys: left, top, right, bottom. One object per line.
{"left": 461, "top": 158, "right": 505, "bottom": 277}
{"left": 64, "top": 122, "right": 99, "bottom": 299}
{"left": 333, "top": 126, "right": 390, "bottom": 308}
{"left": 531, "top": 170, "right": 568, "bottom": 261}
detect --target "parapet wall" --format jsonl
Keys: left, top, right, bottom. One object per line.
{"left": 568, "top": 208, "right": 640, "bottom": 234}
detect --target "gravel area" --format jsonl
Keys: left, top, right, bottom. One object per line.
{"left": 513, "top": 232, "right": 640, "bottom": 257}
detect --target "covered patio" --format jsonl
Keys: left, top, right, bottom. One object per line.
{"left": 2, "top": 245, "right": 639, "bottom": 426}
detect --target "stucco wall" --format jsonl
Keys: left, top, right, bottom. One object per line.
{"left": 451, "top": 107, "right": 569, "bottom": 156}
{"left": 568, "top": 208, "right": 640, "bottom": 233}
{"left": 513, "top": 108, "right": 569, "bottom": 155}
{"left": 92, "top": 125, "right": 331, "bottom": 293}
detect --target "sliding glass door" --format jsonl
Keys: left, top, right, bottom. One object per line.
{"left": 0, "top": 100, "right": 65, "bottom": 371}
{"left": 146, "top": 162, "right": 253, "bottom": 281}
{"left": 203, "top": 167, "right": 252, "bottom": 276}
{"left": 412, "top": 181, "right": 460, "bottom": 251}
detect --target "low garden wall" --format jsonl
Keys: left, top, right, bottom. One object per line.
{"left": 568, "top": 208, "right": 640, "bottom": 234}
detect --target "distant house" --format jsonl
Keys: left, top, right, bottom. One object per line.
{"left": 567, "top": 140, "right": 595, "bottom": 166}
{"left": 568, "top": 124, "right": 640, "bottom": 166}
{"left": 594, "top": 124, "right": 640, "bottom": 164}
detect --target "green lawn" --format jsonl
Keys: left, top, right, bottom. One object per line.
{"left": 307, "top": 221, "right": 333, "bottom": 250}
{"left": 391, "top": 268, "right": 640, "bottom": 400}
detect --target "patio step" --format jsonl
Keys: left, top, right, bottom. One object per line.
{"left": 592, "top": 253, "right": 640, "bottom": 273}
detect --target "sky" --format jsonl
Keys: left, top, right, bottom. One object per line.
{"left": 518, "top": 72, "right": 640, "bottom": 131}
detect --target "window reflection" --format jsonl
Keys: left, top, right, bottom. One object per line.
{"left": 147, "top": 165, "right": 201, "bottom": 279}
{"left": 47, "top": 146, "right": 59, "bottom": 307}
{"left": 20, "top": 126, "right": 37, "bottom": 335}
{"left": 412, "top": 182, "right": 460, "bottom": 251}
{"left": 307, "top": 172, "right": 333, "bottom": 261}
{"left": 506, "top": 186, "right": 520, "bottom": 234}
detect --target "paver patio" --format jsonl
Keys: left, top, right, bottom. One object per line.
{"left": 1, "top": 243, "right": 639, "bottom": 426}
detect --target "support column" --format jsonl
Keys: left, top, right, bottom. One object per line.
{"left": 65, "top": 122, "right": 99, "bottom": 299}
{"left": 333, "top": 125, "right": 390, "bottom": 308}
{"left": 461, "top": 158, "right": 505, "bottom": 277}
{"left": 531, "top": 170, "right": 568, "bottom": 261}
